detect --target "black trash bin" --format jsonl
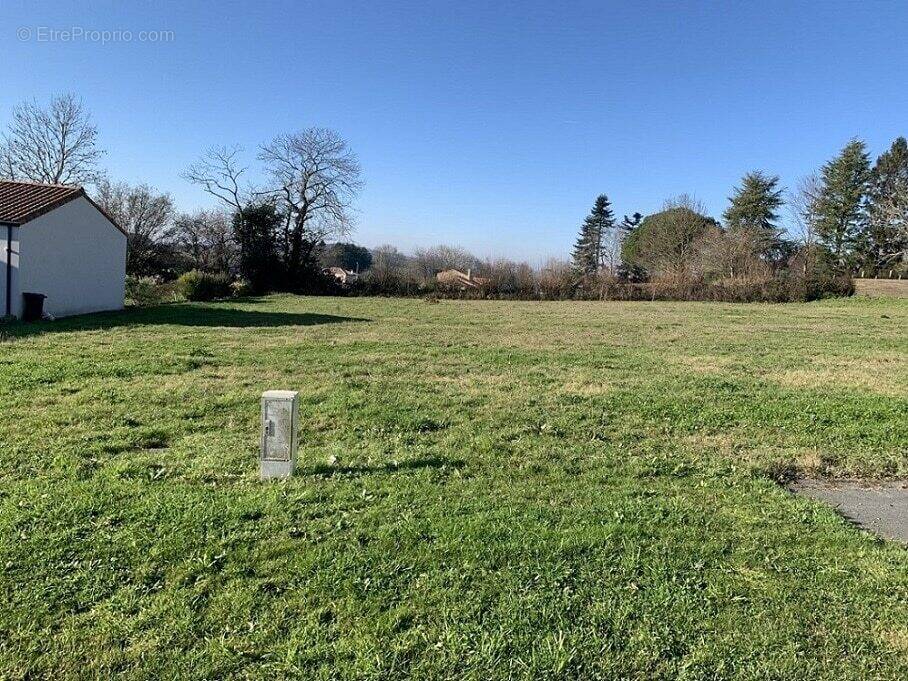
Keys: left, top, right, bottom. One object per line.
{"left": 22, "top": 292, "right": 46, "bottom": 322}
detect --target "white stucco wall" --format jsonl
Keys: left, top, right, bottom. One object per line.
{"left": 18, "top": 196, "right": 126, "bottom": 318}
{"left": 0, "top": 224, "right": 21, "bottom": 318}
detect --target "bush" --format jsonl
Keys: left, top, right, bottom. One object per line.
{"left": 537, "top": 259, "right": 577, "bottom": 299}
{"left": 354, "top": 269, "right": 426, "bottom": 297}
{"left": 799, "top": 273, "right": 855, "bottom": 301}
{"left": 125, "top": 276, "right": 166, "bottom": 307}
{"left": 231, "top": 279, "right": 255, "bottom": 298}
{"left": 346, "top": 268, "right": 855, "bottom": 303}
{"left": 481, "top": 259, "right": 537, "bottom": 298}
{"left": 176, "top": 270, "right": 233, "bottom": 302}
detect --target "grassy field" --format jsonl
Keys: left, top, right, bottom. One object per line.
{"left": 1, "top": 295, "right": 906, "bottom": 679}
{"left": 855, "top": 278, "right": 908, "bottom": 298}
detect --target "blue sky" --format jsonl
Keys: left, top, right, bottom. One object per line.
{"left": 4, "top": 0, "right": 907, "bottom": 262}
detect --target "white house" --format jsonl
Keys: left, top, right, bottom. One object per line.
{"left": 0, "top": 180, "right": 127, "bottom": 319}
{"left": 322, "top": 266, "right": 359, "bottom": 285}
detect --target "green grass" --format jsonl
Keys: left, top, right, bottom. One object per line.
{"left": 1, "top": 295, "right": 906, "bottom": 679}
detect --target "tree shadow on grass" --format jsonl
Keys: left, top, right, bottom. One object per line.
{"left": 301, "top": 456, "right": 466, "bottom": 478}
{"left": 0, "top": 303, "right": 370, "bottom": 339}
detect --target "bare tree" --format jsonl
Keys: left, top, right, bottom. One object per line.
{"left": 483, "top": 258, "right": 536, "bottom": 295}
{"left": 170, "top": 209, "right": 237, "bottom": 274}
{"left": 0, "top": 93, "right": 105, "bottom": 185}
{"left": 868, "top": 174, "right": 908, "bottom": 269}
{"left": 537, "top": 258, "right": 575, "bottom": 298}
{"left": 96, "top": 180, "right": 174, "bottom": 275}
{"left": 412, "top": 244, "right": 482, "bottom": 281}
{"left": 368, "top": 245, "right": 409, "bottom": 288}
{"left": 694, "top": 225, "right": 770, "bottom": 280}
{"left": 181, "top": 145, "right": 249, "bottom": 215}
{"left": 788, "top": 174, "right": 821, "bottom": 249}
{"left": 787, "top": 174, "right": 824, "bottom": 275}
{"left": 601, "top": 226, "right": 624, "bottom": 275}
{"left": 258, "top": 128, "right": 363, "bottom": 281}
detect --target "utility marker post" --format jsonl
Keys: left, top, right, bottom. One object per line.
{"left": 260, "top": 390, "right": 299, "bottom": 480}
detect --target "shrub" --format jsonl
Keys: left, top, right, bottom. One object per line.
{"left": 354, "top": 269, "right": 425, "bottom": 297}
{"left": 347, "top": 268, "right": 855, "bottom": 303}
{"left": 176, "top": 270, "right": 233, "bottom": 302}
{"left": 616, "top": 262, "right": 648, "bottom": 283}
{"left": 479, "top": 259, "right": 537, "bottom": 298}
{"left": 708, "top": 277, "right": 787, "bottom": 303}
{"left": 800, "top": 273, "right": 855, "bottom": 301}
{"left": 231, "top": 279, "right": 255, "bottom": 298}
{"left": 537, "top": 259, "right": 576, "bottom": 299}
{"left": 125, "top": 276, "right": 166, "bottom": 307}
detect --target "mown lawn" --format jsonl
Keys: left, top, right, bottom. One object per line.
{"left": 0, "top": 295, "right": 906, "bottom": 679}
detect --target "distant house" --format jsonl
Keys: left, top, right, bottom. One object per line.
{"left": 323, "top": 267, "right": 359, "bottom": 285}
{"left": 0, "top": 180, "right": 127, "bottom": 319}
{"left": 436, "top": 268, "right": 488, "bottom": 290}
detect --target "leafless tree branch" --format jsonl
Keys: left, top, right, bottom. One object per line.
{"left": 0, "top": 93, "right": 106, "bottom": 186}
{"left": 869, "top": 174, "right": 908, "bottom": 266}
{"left": 181, "top": 145, "right": 250, "bottom": 215}
{"left": 257, "top": 127, "right": 363, "bottom": 273}
{"left": 95, "top": 179, "right": 174, "bottom": 275}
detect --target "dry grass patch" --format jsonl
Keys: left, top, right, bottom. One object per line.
{"left": 855, "top": 278, "right": 908, "bottom": 298}
{"left": 880, "top": 628, "right": 908, "bottom": 656}
{"left": 773, "top": 351, "right": 908, "bottom": 397}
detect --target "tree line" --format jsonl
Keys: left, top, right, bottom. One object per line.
{"left": 1, "top": 93, "right": 364, "bottom": 295}
{"left": 2, "top": 94, "right": 905, "bottom": 304}
{"left": 571, "top": 139, "right": 907, "bottom": 284}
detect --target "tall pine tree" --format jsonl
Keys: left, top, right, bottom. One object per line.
{"left": 572, "top": 195, "right": 615, "bottom": 275}
{"left": 864, "top": 137, "right": 908, "bottom": 272}
{"left": 811, "top": 139, "right": 871, "bottom": 271}
{"left": 722, "top": 171, "right": 784, "bottom": 258}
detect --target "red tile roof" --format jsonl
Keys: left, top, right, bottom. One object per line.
{"left": 0, "top": 180, "right": 82, "bottom": 224}
{"left": 0, "top": 180, "right": 124, "bottom": 235}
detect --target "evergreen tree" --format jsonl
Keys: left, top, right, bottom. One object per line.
{"left": 321, "top": 242, "right": 373, "bottom": 271}
{"left": 864, "top": 137, "right": 908, "bottom": 272}
{"left": 572, "top": 195, "right": 615, "bottom": 274}
{"left": 613, "top": 213, "right": 645, "bottom": 280}
{"left": 722, "top": 171, "right": 784, "bottom": 258}
{"left": 234, "top": 202, "right": 280, "bottom": 293}
{"left": 621, "top": 212, "right": 643, "bottom": 232}
{"left": 810, "top": 139, "right": 871, "bottom": 271}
